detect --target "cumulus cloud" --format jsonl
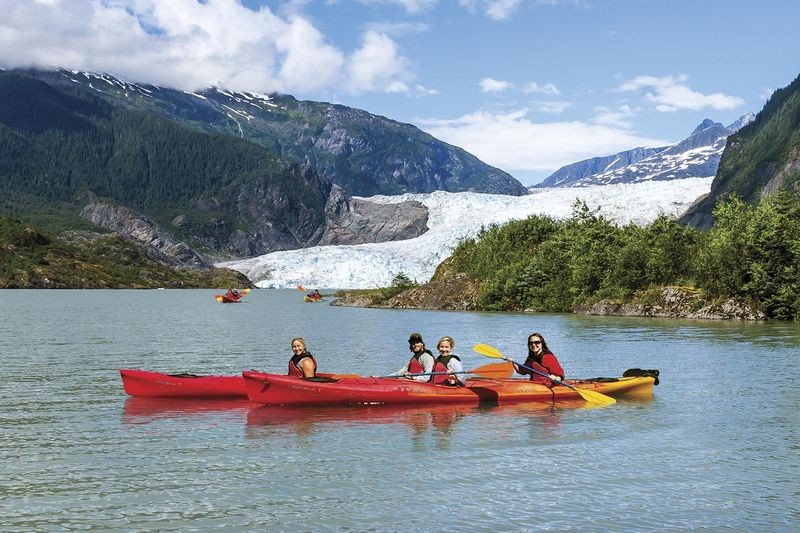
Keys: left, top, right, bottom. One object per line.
{"left": 417, "top": 108, "right": 670, "bottom": 175}
{"left": 0, "top": 0, "right": 411, "bottom": 95}
{"left": 592, "top": 104, "right": 636, "bottom": 128}
{"left": 618, "top": 75, "right": 744, "bottom": 112}
{"left": 347, "top": 30, "right": 411, "bottom": 93}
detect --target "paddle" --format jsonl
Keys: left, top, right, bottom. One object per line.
{"left": 472, "top": 343, "right": 616, "bottom": 405}
{"left": 378, "top": 361, "right": 513, "bottom": 379}
{"left": 296, "top": 285, "right": 306, "bottom": 292}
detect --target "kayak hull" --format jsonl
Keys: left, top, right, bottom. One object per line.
{"left": 120, "top": 369, "right": 246, "bottom": 398}
{"left": 242, "top": 371, "right": 655, "bottom": 406}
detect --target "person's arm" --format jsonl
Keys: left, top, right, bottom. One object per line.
{"left": 449, "top": 358, "right": 465, "bottom": 385}
{"left": 299, "top": 357, "right": 316, "bottom": 378}
{"left": 542, "top": 353, "right": 564, "bottom": 380}
{"left": 411, "top": 353, "right": 435, "bottom": 382}
{"left": 391, "top": 360, "right": 411, "bottom": 377}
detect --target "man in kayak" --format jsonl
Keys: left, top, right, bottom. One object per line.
{"left": 512, "top": 332, "right": 564, "bottom": 385}
{"left": 288, "top": 337, "right": 317, "bottom": 378}
{"left": 393, "top": 333, "right": 435, "bottom": 382}
{"left": 432, "top": 336, "right": 465, "bottom": 386}
{"left": 225, "top": 288, "right": 240, "bottom": 301}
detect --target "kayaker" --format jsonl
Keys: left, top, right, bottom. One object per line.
{"left": 511, "top": 332, "right": 564, "bottom": 385}
{"left": 432, "top": 336, "right": 465, "bottom": 386}
{"left": 225, "top": 288, "right": 239, "bottom": 301}
{"left": 312, "top": 289, "right": 322, "bottom": 300}
{"left": 288, "top": 337, "right": 317, "bottom": 378}
{"left": 393, "top": 333, "right": 435, "bottom": 382}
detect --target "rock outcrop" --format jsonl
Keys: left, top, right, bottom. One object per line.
{"left": 574, "top": 287, "right": 766, "bottom": 320}
{"left": 318, "top": 185, "right": 428, "bottom": 245}
{"left": 80, "top": 203, "right": 209, "bottom": 268}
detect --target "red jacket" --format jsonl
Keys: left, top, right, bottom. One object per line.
{"left": 519, "top": 352, "right": 564, "bottom": 385}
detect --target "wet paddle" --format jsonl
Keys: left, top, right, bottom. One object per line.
{"left": 472, "top": 343, "right": 616, "bottom": 406}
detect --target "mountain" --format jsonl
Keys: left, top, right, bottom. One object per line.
{"left": 23, "top": 69, "right": 528, "bottom": 197}
{"left": 0, "top": 70, "right": 428, "bottom": 265}
{"left": 535, "top": 113, "right": 755, "bottom": 188}
{"left": 681, "top": 74, "right": 800, "bottom": 228}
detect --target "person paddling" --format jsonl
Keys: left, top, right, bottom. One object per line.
{"left": 288, "top": 337, "right": 317, "bottom": 378}
{"left": 393, "top": 333, "right": 435, "bottom": 382}
{"left": 512, "top": 332, "right": 564, "bottom": 386}
{"left": 432, "top": 336, "right": 465, "bottom": 386}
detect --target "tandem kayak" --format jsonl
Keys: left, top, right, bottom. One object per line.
{"left": 303, "top": 296, "right": 324, "bottom": 302}
{"left": 120, "top": 369, "right": 247, "bottom": 398}
{"left": 242, "top": 370, "right": 657, "bottom": 406}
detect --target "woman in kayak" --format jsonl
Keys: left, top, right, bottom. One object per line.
{"left": 432, "top": 336, "right": 465, "bottom": 386}
{"left": 394, "top": 332, "right": 435, "bottom": 382}
{"left": 512, "top": 332, "right": 564, "bottom": 385}
{"left": 288, "top": 337, "right": 317, "bottom": 378}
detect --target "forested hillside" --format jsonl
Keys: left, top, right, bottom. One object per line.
{"left": 0, "top": 71, "right": 332, "bottom": 258}
{"left": 681, "top": 73, "right": 800, "bottom": 228}
{"left": 0, "top": 217, "right": 250, "bottom": 288}
{"left": 22, "top": 69, "right": 528, "bottom": 197}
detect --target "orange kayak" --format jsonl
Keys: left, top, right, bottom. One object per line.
{"left": 242, "top": 370, "right": 656, "bottom": 406}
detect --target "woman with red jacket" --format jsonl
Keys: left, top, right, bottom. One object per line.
{"left": 512, "top": 332, "right": 564, "bottom": 386}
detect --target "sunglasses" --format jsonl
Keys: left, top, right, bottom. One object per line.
{"left": 528, "top": 340, "right": 542, "bottom": 345}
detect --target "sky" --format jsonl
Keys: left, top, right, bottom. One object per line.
{"left": 2, "top": 0, "right": 799, "bottom": 184}
{"left": 221, "top": 177, "right": 714, "bottom": 288}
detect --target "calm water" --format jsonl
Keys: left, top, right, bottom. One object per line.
{"left": 1, "top": 289, "right": 798, "bottom": 531}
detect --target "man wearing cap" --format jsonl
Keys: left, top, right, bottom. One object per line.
{"left": 393, "top": 333, "right": 436, "bottom": 382}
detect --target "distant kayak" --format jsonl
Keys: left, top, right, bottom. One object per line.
{"left": 303, "top": 296, "right": 324, "bottom": 302}
{"left": 214, "top": 288, "right": 251, "bottom": 303}
{"left": 242, "top": 370, "right": 657, "bottom": 407}
{"left": 120, "top": 369, "right": 247, "bottom": 398}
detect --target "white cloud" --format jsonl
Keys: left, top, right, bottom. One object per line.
{"left": 760, "top": 87, "right": 774, "bottom": 101}
{"left": 480, "top": 77, "right": 514, "bottom": 93}
{"left": 358, "top": 0, "right": 438, "bottom": 13}
{"left": 486, "top": 0, "right": 523, "bottom": 20}
{"left": 0, "top": 0, "right": 411, "bottom": 95}
{"left": 531, "top": 100, "right": 571, "bottom": 114}
{"left": 523, "top": 81, "right": 560, "bottom": 95}
{"left": 347, "top": 30, "right": 411, "bottom": 93}
{"left": 592, "top": 104, "right": 636, "bottom": 128}
{"left": 618, "top": 75, "right": 744, "bottom": 112}
{"left": 417, "top": 108, "right": 670, "bottom": 174}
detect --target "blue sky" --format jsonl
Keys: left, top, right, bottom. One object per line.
{"left": 2, "top": 0, "right": 798, "bottom": 185}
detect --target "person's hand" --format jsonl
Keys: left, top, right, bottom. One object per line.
{"left": 549, "top": 374, "right": 561, "bottom": 382}
{"left": 403, "top": 372, "right": 411, "bottom": 379}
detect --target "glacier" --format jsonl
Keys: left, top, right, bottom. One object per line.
{"left": 219, "top": 177, "right": 713, "bottom": 289}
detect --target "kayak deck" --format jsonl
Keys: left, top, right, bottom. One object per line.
{"left": 242, "top": 371, "right": 656, "bottom": 406}
{"left": 120, "top": 369, "right": 246, "bottom": 398}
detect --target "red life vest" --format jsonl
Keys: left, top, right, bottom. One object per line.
{"left": 288, "top": 353, "right": 317, "bottom": 377}
{"left": 407, "top": 350, "right": 434, "bottom": 380}
{"left": 432, "top": 355, "right": 461, "bottom": 385}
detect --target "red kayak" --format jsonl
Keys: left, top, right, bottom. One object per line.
{"left": 214, "top": 288, "right": 251, "bottom": 303}
{"left": 120, "top": 369, "right": 247, "bottom": 398}
{"left": 242, "top": 370, "right": 656, "bottom": 407}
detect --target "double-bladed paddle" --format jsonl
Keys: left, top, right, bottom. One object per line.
{"left": 378, "top": 361, "right": 513, "bottom": 379}
{"left": 472, "top": 343, "right": 616, "bottom": 405}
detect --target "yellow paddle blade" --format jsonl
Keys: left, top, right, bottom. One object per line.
{"left": 214, "top": 295, "right": 223, "bottom": 303}
{"left": 469, "top": 361, "right": 514, "bottom": 378}
{"left": 575, "top": 387, "right": 617, "bottom": 405}
{"left": 241, "top": 288, "right": 252, "bottom": 295}
{"left": 297, "top": 285, "right": 306, "bottom": 292}
{"left": 472, "top": 343, "right": 506, "bottom": 360}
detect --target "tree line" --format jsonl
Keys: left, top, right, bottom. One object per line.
{"left": 447, "top": 190, "right": 800, "bottom": 320}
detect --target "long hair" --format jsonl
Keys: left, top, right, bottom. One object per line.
{"left": 527, "top": 332, "right": 552, "bottom": 361}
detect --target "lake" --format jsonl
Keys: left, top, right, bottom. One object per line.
{"left": 1, "top": 289, "right": 798, "bottom": 531}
